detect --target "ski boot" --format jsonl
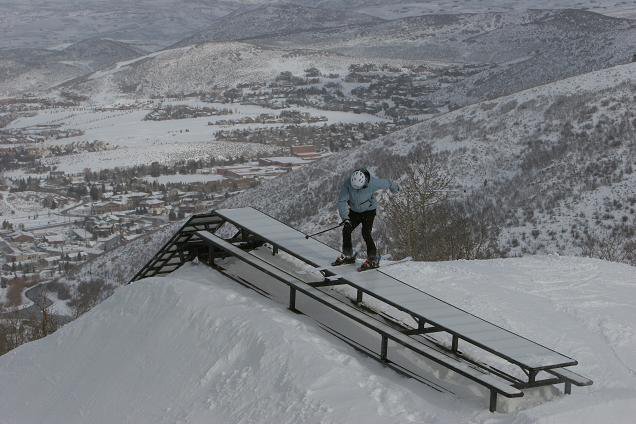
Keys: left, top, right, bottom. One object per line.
{"left": 332, "top": 252, "right": 356, "bottom": 267}
{"left": 357, "top": 257, "right": 380, "bottom": 272}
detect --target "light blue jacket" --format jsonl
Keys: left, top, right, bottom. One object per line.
{"left": 337, "top": 175, "right": 399, "bottom": 220}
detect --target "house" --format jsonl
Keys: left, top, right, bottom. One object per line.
{"left": 1, "top": 241, "right": 47, "bottom": 262}
{"left": 126, "top": 192, "right": 150, "bottom": 207}
{"left": 92, "top": 201, "right": 126, "bottom": 215}
{"left": 291, "top": 145, "right": 322, "bottom": 161}
{"left": 43, "top": 234, "right": 66, "bottom": 246}
{"left": 141, "top": 199, "right": 165, "bottom": 215}
{"left": 72, "top": 228, "right": 94, "bottom": 242}
{"left": 11, "top": 231, "right": 35, "bottom": 243}
{"left": 98, "top": 234, "right": 121, "bottom": 251}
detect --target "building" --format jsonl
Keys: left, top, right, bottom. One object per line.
{"left": 291, "top": 145, "right": 322, "bottom": 161}
{"left": 98, "top": 234, "right": 121, "bottom": 251}
{"left": 216, "top": 164, "right": 288, "bottom": 180}
{"left": 1, "top": 241, "right": 47, "bottom": 263}
{"left": 126, "top": 192, "right": 149, "bottom": 207}
{"left": 72, "top": 228, "right": 94, "bottom": 242}
{"left": 11, "top": 231, "right": 35, "bottom": 243}
{"left": 92, "top": 201, "right": 126, "bottom": 215}
{"left": 43, "top": 233, "right": 66, "bottom": 246}
{"left": 258, "top": 156, "right": 314, "bottom": 168}
{"left": 141, "top": 199, "right": 165, "bottom": 215}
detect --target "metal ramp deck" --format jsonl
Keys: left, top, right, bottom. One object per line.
{"left": 132, "top": 207, "right": 592, "bottom": 411}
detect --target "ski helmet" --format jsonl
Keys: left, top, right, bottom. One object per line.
{"left": 350, "top": 169, "right": 369, "bottom": 189}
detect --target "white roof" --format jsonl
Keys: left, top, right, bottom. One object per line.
{"left": 44, "top": 234, "right": 66, "bottom": 243}
{"left": 262, "top": 156, "right": 310, "bottom": 165}
{"left": 72, "top": 229, "right": 93, "bottom": 240}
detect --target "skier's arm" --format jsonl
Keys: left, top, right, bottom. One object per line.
{"left": 337, "top": 184, "right": 350, "bottom": 221}
{"left": 371, "top": 177, "right": 399, "bottom": 194}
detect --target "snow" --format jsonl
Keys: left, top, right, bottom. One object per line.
{"left": 143, "top": 174, "right": 226, "bottom": 184}
{"left": 357, "top": 1, "right": 636, "bottom": 19}
{"left": 0, "top": 255, "right": 635, "bottom": 423}
{"left": 5, "top": 100, "right": 385, "bottom": 173}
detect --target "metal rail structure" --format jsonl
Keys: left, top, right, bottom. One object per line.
{"left": 132, "top": 207, "right": 592, "bottom": 412}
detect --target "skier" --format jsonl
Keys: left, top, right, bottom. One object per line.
{"left": 333, "top": 168, "right": 399, "bottom": 271}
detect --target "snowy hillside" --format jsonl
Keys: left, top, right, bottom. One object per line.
{"left": 0, "top": 39, "right": 143, "bottom": 97}
{"left": 71, "top": 42, "right": 425, "bottom": 97}
{"left": 0, "top": 0, "right": 241, "bottom": 50}
{"left": 222, "top": 62, "right": 636, "bottom": 261}
{"left": 257, "top": 9, "right": 636, "bottom": 105}
{"left": 171, "top": 4, "right": 383, "bottom": 47}
{"left": 3, "top": 0, "right": 635, "bottom": 52}
{"left": 1, "top": 256, "right": 635, "bottom": 423}
{"left": 294, "top": 0, "right": 636, "bottom": 20}
{"left": 65, "top": 9, "right": 635, "bottom": 106}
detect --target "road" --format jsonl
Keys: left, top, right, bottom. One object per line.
{"left": 1, "top": 281, "right": 73, "bottom": 325}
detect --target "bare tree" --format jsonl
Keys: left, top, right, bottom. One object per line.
{"left": 384, "top": 156, "right": 499, "bottom": 261}
{"left": 31, "top": 291, "right": 57, "bottom": 339}
{"left": 384, "top": 156, "right": 451, "bottom": 259}
{"left": 582, "top": 226, "right": 636, "bottom": 265}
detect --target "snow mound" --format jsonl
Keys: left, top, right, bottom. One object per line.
{"left": 0, "top": 264, "right": 447, "bottom": 424}
{"left": 1, "top": 256, "right": 635, "bottom": 423}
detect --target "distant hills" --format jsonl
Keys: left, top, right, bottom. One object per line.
{"left": 171, "top": 4, "right": 383, "bottom": 48}
{"left": 58, "top": 8, "right": 635, "bottom": 107}
{"left": 0, "top": 39, "right": 143, "bottom": 96}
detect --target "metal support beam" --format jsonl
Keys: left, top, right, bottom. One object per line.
{"left": 452, "top": 335, "right": 459, "bottom": 352}
{"left": 307, "top": 280, "right": 348, "bottom": 288}
{"left": 380, "top": 334, "right": 388, "bottom": 362}
{"left": 356, "top": 289, "right": 363, "bottom": 304}
{"left": 289, "top": 287, "right": 297, "bottom": 312}
{"left": 489, "top": 390, "right": 497, "bottom": 413}
{"left": 272, "top": 246, "right": 278, "bottom": 256}
{"left": 565, "top": 382, "right": 572, "bottom": 395}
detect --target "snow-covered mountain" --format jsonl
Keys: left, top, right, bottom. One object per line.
{"left": 309, "top": 0, "right": 636, "bottom": 20}
{"left": 0, "top": 39, "right": 143, "bottom": 97}
{"left": 171, "top": 4, "right": 383, "bottom": 48}
{"left": 67, "top": 41, "right": 420, "bottom": 97}
{"left": 0, "top": 0, "right": 242, "bottom": 50}
{"left": 256, "top": 9, "right": 636, "bottom": 105}
{"left": 1, "top": 256, "right": 635, "bottom": 423}
{"left": 62, "top": 9, "right": 635, "bottom": 107}
{"left": 222, "top": 62, "right": 636, "bottom": 261}
{"left": 5, "top": 1, "right": 633, "bottom": 51}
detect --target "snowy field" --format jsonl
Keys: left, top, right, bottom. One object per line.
{"left": 0, "top": 190, "right": 82, "bottom": 230}
{"left": 6, "top": 101, "right": 386, "bottom": 173}
{"left": 0, "top": 255, "right": 634, "bottom": 423}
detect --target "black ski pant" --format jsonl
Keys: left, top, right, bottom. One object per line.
{"left": 342, "top": 209, "right": 377, "bottom": 259}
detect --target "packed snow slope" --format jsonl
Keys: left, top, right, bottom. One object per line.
{"left": 1, "top": 256, "right": 635, "bottom": 423}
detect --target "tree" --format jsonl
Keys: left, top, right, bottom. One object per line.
{"left": 89, "top": 185, "right": 101, "bottom": 201}
{"left": 384, "top": 155, "right": 499, "bottom": 261}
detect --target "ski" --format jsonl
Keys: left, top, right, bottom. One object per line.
{"left": 331, "top": 252, "right": 357, "bottom": 267}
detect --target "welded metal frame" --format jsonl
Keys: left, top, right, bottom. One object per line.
{"left": 214, "top": 209, "right": 582, "bottom": 376}
{"left": 131, "top": 207, "right": 592, "bottom": 410}
{"left": 195, "top": 230, "right": 523, "bottom": 412}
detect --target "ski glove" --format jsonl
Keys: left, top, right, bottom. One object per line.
{"left": 342, "top": 219, "right": 352, "bottom": 231}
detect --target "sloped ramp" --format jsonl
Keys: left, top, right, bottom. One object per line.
{"left": 132, "top": 207, "right": 592, "bottom": 412}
